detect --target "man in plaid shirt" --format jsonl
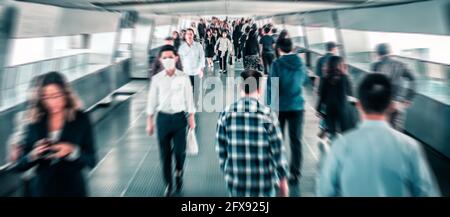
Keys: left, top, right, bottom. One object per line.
{"left": 215, "top": 69, "right": 289, "bottom": 197}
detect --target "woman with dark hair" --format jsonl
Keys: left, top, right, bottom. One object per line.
{"left": 212, "top": 28, "right": 220, "bottom": 62}
{"left": 242, "top": 25, "right": 260, "bottom": 71}
{"left": 275, "top": 30, "right": 289, "bottom": 59}
{"left": 15, "top": 71, "right": 96, "bottom": 197}
{"left": 172, "top": 31, "right": 181, "bottom": 50}
{"left": 215, "top": 30, "right": 233, "bottom": 74}
{"left": 316, "top": 56, "right": 355, "bottom": 139}
{"left": 180, "top": 29, "right": 187, "bottom": 42}
{"left": 204, "top": 28, "right": 216, "bottom": 69}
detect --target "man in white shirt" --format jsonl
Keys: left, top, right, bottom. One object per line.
{"left": 178, "top": 28, "right": 205, "bottom": 106}
{"left": 317, "top": 73, "right": 440, "bottom": 197}
{"left": 147, "top": 45, "right": 196, "bottom": 197}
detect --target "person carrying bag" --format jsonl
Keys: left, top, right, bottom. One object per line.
{"left": 215, "top": 30, "right": 233, "bottom": 74}
{"left": 186, "top": 128, "right": 199, "bottom": 156}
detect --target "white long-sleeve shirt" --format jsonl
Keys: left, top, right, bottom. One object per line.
{"left": 215, "top": 37, "right": 233, "bottom": 56}
{"left": 178, "top": 41, "right": 205, "bottom": 76}
{"left": 147, "top": 69, "right": 196, "bottom": 116}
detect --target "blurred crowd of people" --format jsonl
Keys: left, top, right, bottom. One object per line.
{"left": 4, "top": 16, "right": 440, "bottom": 198}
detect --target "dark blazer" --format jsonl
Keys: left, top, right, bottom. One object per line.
{"left": 16, "top": 110, "right": 96, "bottom": 197}
{"left": 316, "top": 73, "right": 353, "bottom": 113}
{"left": 243, "top": 30, "right": 259, "bottom": 56}
{"left": 316, "top": 73, "right": 356, "bottom": 132}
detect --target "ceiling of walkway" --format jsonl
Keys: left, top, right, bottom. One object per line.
{"left": 17, "top": 0, "right": 428, "bottom": 16}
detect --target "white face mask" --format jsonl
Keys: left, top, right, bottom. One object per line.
{"left": 161, "top": 58, "right": 176, "bottom": 70}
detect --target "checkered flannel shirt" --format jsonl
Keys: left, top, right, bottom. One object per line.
{"left": 216, "top": 97, "right": 288, "bottom": 197}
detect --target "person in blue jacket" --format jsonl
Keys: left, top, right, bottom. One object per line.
{"left": 266, "top": 37, "right": 307, "bottom": 184}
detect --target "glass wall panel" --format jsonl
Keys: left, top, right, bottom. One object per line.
{"left": 305, "top": 26, "right": 337, "bottom": 54}
{"left": 340, "top": 29, "right": 450, "bottom": 104}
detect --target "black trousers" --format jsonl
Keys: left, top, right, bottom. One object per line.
{"left": 237, "top": 45, "right": 243, "bottom": 59}
{"left": 278, "top": 110, "right": 304, "bottom": 178}
{"left": 189, "top": 75, "right": 201, "bottom": 106}
{"left": 23, "top": 177, "right": 36, "bottom": 197}
{"left": 218, "top": 50, "right": 228, "bottom": 71}
{"left": 262, "top": 53, "right": 275, "bottom": 75}
{"left": 325, "top": 105, "right": 357, "bottom": 139}
{"left": 325, "top": 109, "right": 346, "bottom": 139}
{"left": 189, "top": 75, "right": 195, "bottom": 89}
{"left": 156, "top": 112, "right": 188, "bottom": 186}
{"left": 233, "top": 42, "right": 240, "bottom": 58}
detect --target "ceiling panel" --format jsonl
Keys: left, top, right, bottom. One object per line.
{"left": 16, "top": 0, "right": 427, "bottom": 16}
{"left": 107, "top": 1, "right": 354, "bottom": 16}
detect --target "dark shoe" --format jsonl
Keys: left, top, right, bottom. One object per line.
{"left": 288, "top": 175, "right": 300, "bottom": 185}
{"left": 164, "top": 184, "right": 173, "bottom": 197}
{"left": 318, "top": 129, "right": 327, "bottom": 139}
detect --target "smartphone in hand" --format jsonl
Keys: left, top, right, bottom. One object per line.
{"left": 38, "top": 139, "right": 56, "bottom": 159}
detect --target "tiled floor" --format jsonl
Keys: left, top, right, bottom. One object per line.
{"left": 87, "top": 62, "right": 450, "bottom": 197}
{"left": 87, "top": 62, "right": 323, "bottom": 197}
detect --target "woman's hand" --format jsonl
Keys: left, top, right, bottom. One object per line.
{"left": 29, "top": 140, "right": 50, "bottom": 161}
{"left": 46, "top": 143, "right": 76, "bottom": 159}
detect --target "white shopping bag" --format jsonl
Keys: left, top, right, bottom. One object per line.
{"left": 186, "top": 128, "right": 198, "bottom": 156}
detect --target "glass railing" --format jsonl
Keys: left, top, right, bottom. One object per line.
{"left": 151, "top": 38, "right": 167, "bottom": 50}
{"left": 308, "top": 43, "right": 328, "bottom": 55}
{"left": 116, "top": 43, "right": 132, "bottom": 60}
{"left": 390, "top": 55, "right": 450, "bottom": 105}
{"left": 0, "top": 53, "right": 112, "bottom": 111}
{"left": 308, "top": 49, "right": 450, "bottom": 105}
{"left": 291, "top": 36, "right": 306, "bottom": 48}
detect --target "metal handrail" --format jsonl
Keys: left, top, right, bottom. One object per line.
{"left": 302, "top": 48, "right": 450, "bottom": 72}
{"left": 391, "top": 55, "right": 450, "bottom": 67}
{"left": 0, "top": 162, "right": 14, "bottom": 176}
{"left": 4, "top": 52, "right": 90, "bottom": 69}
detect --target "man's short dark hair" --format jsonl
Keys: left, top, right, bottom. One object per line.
{"left": 159, "top": 45, "right": 178, "bottom": 57}
{"left": 358, "top": 73, "right": 392, "bottom": 114}
{"left": 376, "top": 43, "right": 391, "bottom": 56}
{"left": 186, "top": 28, "right": 195, "bottom": 35}
{"left": 245, "top": 26, "right": 251, "bottom": 33}
{"left": 164, "top": 36, "right": 173, "bottom": 41}
{"left": 263, "top": 27, "right": 271, "bottom": 34}
{"left": 240, "top": 69, "right": 262, "bottom": 94}
{"left": 326, "top": 41, "right": 337, "bottom": 52}
{"left": 277, "top": 38, "right": 293, "bottom": 53}
{"left": 271, "top": 28, "right": 277, "bottom": 34}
